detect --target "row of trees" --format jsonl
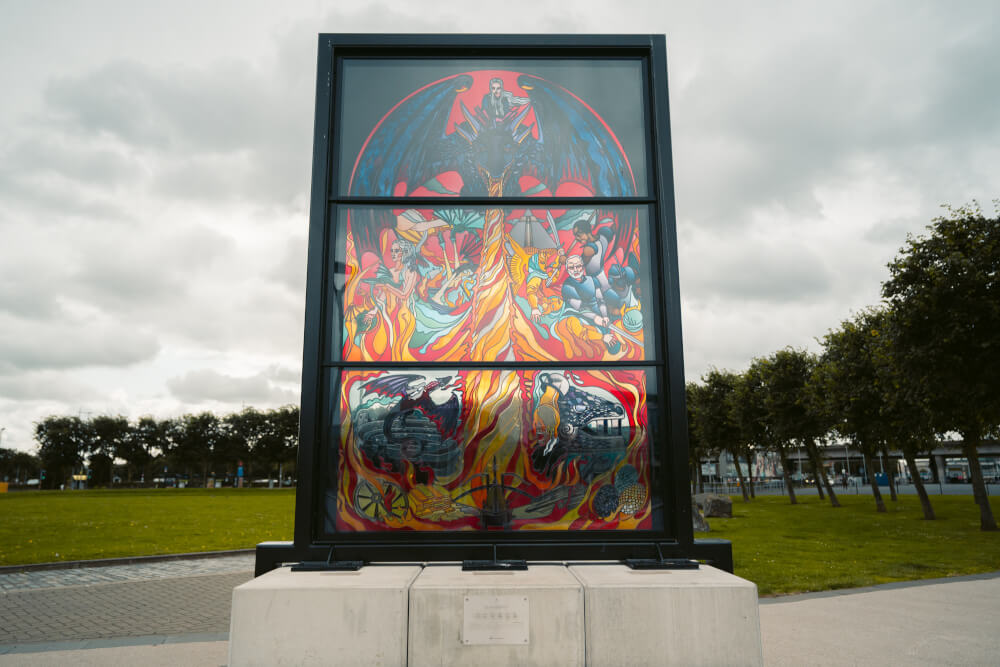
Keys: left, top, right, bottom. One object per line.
{"left": 28, "top": 406, "right": 300, "bottom": 490}
{"left": 688, "top": 203, "right": 999, "bottom": 531}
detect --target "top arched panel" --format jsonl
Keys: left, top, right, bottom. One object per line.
{"left": 334, "top": 59, "right": 650, "bottom": 199}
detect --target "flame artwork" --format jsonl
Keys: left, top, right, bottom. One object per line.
{"left": 336, "top": 369, "right": 651, "bottom": 531}
{"left": 333, "top": 69, "right": 654, "bottom": 531}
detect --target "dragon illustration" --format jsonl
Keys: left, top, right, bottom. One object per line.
{"left": 347, "top": 71, "right": 638, "bottom": 254}
{"left": 354, "top": 374, "right": 463, "bottom": 485}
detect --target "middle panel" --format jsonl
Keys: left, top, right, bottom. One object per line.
{"left": 330, "top": 205, "right": 657, "bottom": 362}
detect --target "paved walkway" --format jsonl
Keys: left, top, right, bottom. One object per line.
{"left": 759, "top": 572, "right": 1000, "bottom": 666}
{"left": 1, "top": 555, "right": 998, "bottom": 666}
{"left": 0, "top": 555, "right": 252, "bottom": 652}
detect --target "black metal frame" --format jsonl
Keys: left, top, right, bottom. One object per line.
{"left": 256, "top": 33, "right": 731, "bottom": 576}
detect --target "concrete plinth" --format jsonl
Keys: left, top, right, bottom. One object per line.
{"left": 408, "top": 563, "right": 585, "bottom": 667}
{"left": 570, "top": 563, "right": 762, "bottom": 666}
{"left": 228, "top": 565, "right": 421, "bottom": 667}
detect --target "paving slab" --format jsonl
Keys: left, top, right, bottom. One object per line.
{"left": 0, "top": 570, "right": 252, "bottom": 646}
{"left": 0, "top": 639, "right": 229, "bottom": 666}
{"left": 760, "top": 572, "right": 1000, "bottom": 666}
{"left": 0, "top": 554, "right": 253, "bottom": 592}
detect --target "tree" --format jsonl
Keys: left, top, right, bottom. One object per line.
{"left": 882, "top": 202, "right": 1000, "bottom": 530}
{"left": 685, "top": 383, "right": 708, "bottom": 494}
{"left": 264, "top": 405, "right": 300, "bottom": 481}
{"left": 876, "top": 310, "right": 938, "bottom": 519}
{"left": 124, "top": 416, "right": 168, "bottom": 484}
{"left": 0, "top": 448, "right": 40, "bottom": 484}
{"left": 168, "top": 413, "right": 225, "bottom": 482}
{"left": 738, "top": 358, "right": 799, "bottom": 504}
{"left": 89, "top": 415, "right": 129, "bottom": 486}
{"left": 816, "top": 309, "right": 890, "bottom": 512}
{"left": 224, "top": 408, "right": 268, "bottom": 485}
{"left": 34, "top": 416, "right": 91, "bottom": 489}
{"left": 693, "top": 370, "right": 752, "bottom": 501}
{"left": 761, "top": 349, "right": 840, "bottom": 507}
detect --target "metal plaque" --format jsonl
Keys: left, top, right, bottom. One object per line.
{"left": 462, "top": 594, "right": 529, "bottom": 645}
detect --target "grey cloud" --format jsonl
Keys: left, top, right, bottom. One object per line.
{"left": 0, "top": 371, "right": 97, "bottom": 402}
{"left": 167, "top": 368, "right": 297, "bottom": 404}
{"left": 39, "top": 56, "right": 311, "bottom": 207}
{"left": 68, "top": 222, "right": 235, "bottom": 312}
{"left": 44, "top": 60, "right": 260, "bottom": 153}
{"left": 672, "top": 3, "right": 1000, "bottom": 230}
{"left": 0, "top": 314, "right": 160, "bottom": 373}
{"left": 265, "top": 365, "right": 301, "bottom": 384}
{"left": 270, "top": 236, "right": 307, "bottom": 293}
{"left": 682, "top": 239, "right": 832, "bottom": 304}
{"left": 5, "top": 134, "right": 141, "bottom": 187}
{"left": 862, "top": 215, "right": 926, "bottom": 245}
{"left": 0, "top": 165, "right": 133, "bottom": 222}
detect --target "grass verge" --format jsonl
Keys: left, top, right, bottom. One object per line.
{"left": 0, "top": 488, "right": 294, "bottom": 566}
{"left": 2, "top": 490, "right": 997, "bottom": 598}
{"left": 703, "top": 493, "right": 1000, "bottom": 596}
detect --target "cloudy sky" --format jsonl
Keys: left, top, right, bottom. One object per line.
{"left": 1, "top": 1, "right": 998, "bottom": 453}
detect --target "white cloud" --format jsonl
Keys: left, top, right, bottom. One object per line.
{"left": 167, "top": 368, "right": 297, "bottom": 404}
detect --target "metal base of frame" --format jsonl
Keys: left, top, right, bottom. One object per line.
{"left": 623, "top": 557, "right": 699, "bottom": 570}
{"left": 622, "top": 542, "right": 700, "bottom": 570}
{"left": 288, "top": 544, "right": 363, "bottom": 572}
{"left": 255, "top": 538, "right": 733, "bottom": 577}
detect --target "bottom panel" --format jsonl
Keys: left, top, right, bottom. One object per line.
{"left": 326, "top": 368, "right": 657, "bottom": 532}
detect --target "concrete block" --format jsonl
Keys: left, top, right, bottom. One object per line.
{"left": 570, "top": 563, "right": 762, "bottom": 666}
{"left": 408, "top": 563, "right": 585, "bottom": 666}
{"left": 228, "top": 564, "right": 421, "bottom": 667}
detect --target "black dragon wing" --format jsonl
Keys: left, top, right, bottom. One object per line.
{"left": 363, "top": 374, "right": 422, "bottom": 400}
{"left": 516, "top": 74, "right": 637, "bottom": 198}
{"left": 422, "top": 393, "right": 461, "bottom": 437}
{"left": 350, "top": 74, "right": 474, "bottom": 197}
{"left": 516, "top": 74, "right": 639, "bottom": 262}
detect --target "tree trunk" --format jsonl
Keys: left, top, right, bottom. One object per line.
{"left": 694, "top": 462, "right": 704, "bottom": 494}
{"left": 813, "top": 469, "right": 826, "bottom": 499}
{"left": 962, "top": 431, "right": 998, "bottom": 531}
{"left": 862, "top": 451, "right": 886, "bottom": 512}
{"left": 748, "top": 454, "right": 757, "bottom": 499}
{"left": 884, "top": 447, "right": 898, "bottom": 501}
{"left": 778, "top": 447, "right": 798, "bottom": 505}
{"left": 904, "top": 453, "right": 935, "bottom": 520}
{"left": 730, "top": 449, "right": 750, "bottom": 501}
{"left": 807, "top": 439, "right": 840, "bottom": 507}
{"left": 929, "top": 455, "right": 940, "bottom": 483}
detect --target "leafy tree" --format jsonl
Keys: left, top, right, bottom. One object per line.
{"left": 168, "top": 412, "right": 225, "bottom": 482}
{"left": 89, "top": 415, "right": 129, "bottom": 486}
{"left": 738, "top": 358, "right": 800, "bottom": 504}
{"left": 224, "top": 407, "right": 269, "bottom": 484}
{"left": 882, "top": 202, "right": 1000, "bottom": 530}
{"left": 761, "top": 349, "right": 840, "bottom": 507}
{"left": 264, "top": 405, "right": 300, "bottom": 481}
{"left": 34, "top": 416, "right": 91, "bottom": 489}
{"left": 685, "top": 383, "right": 708, "bottom": 494}
{"left": 692, "top": 370, "right": 752, "bottom": 501}
{"left": 876, "top": 310, "right": 938, "bottom": 519}
{"left": 122, "top": 416, "right": 167, "bottom": 484}
{"left": 0, "top": 448, "right": 40, "bottom": 484}
{"left": 816, "top": 309, "right": 889, "bottom": 512}
{"left": 87, "top": 452, "right": 113, "bottom": 486}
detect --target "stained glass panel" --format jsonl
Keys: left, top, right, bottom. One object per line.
{"left": 332, "top": 206, "right": 656, "bottom": 362}
{"left": 327, "top": 368, "right": 656, "bottom": 532}
{"left": 337, "top": 60, "right": 649, "bottom": 198}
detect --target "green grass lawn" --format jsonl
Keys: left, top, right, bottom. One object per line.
{"left": 703, "top": 493, "right": 1000, "bottom": 596}
{"left": 0, "top": 488, "right": 294, "bottom": 566}
{"left": 2, "top": 489, "right": 998, "bottom": 598}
